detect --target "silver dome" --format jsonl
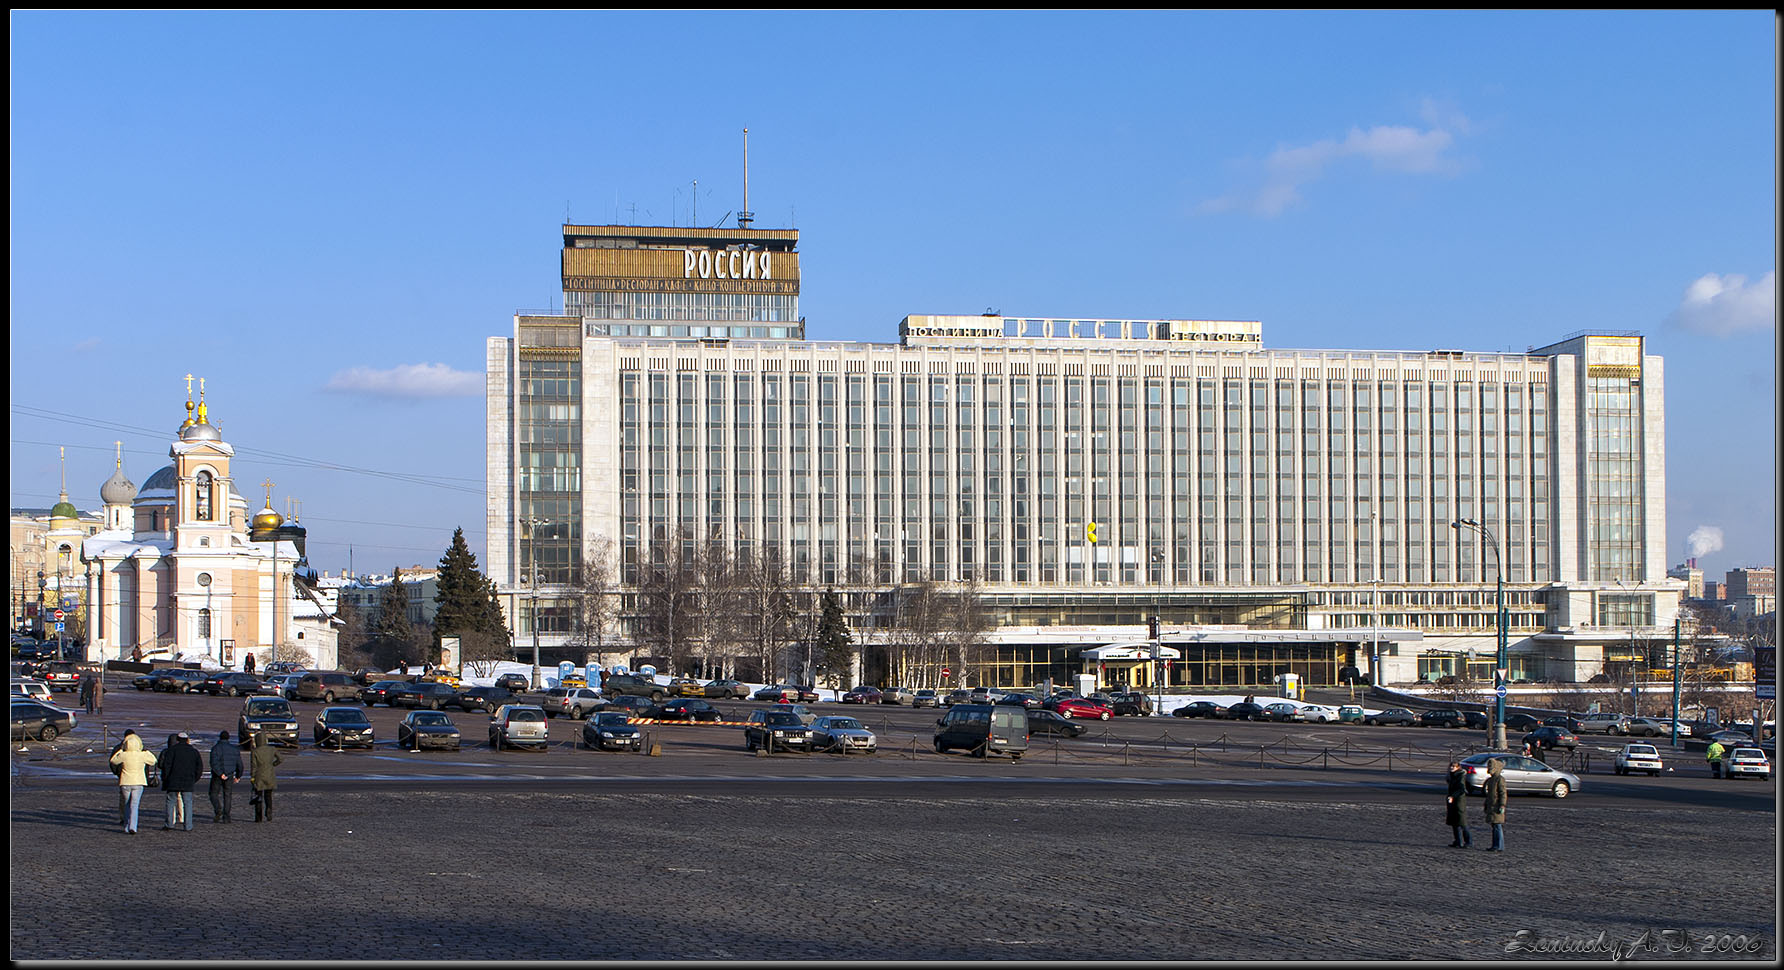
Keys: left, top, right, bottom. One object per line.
{"left": 179, "top": 421, "right": 223, "bottom": 443}
{"left": 100, "top": 466, "right": 137, "bottom": 505}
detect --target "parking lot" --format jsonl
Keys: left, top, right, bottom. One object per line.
{"left": 11, "top": 677, "right": 1778, "bottom": 960}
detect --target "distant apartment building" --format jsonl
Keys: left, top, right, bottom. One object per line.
{"left": 1667, "top": 562, "right": 1704, "bottom": 600}
{"left": 1724, "top": 566, "right": 1774, "bottom": 601}
{"left": 325, "top": 567, "right": 441, "bottom": 627}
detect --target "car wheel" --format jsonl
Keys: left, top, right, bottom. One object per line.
{"left": 1552, "top": 781, "right": 1571, "bottom": 799}
{"left": 1100, "top": 711, "right": 1111, "bottom": 721}
{"left": 38, "top": 724, "right": 59, "bottom": 741}
{"left": 431, "top": 700, "right": 442, "bottom": 711}
{"left": 934, "top": 740, "right": 947, "bottom": 754}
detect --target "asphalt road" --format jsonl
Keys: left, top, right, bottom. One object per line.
{"left": 9, "top": 685, "right": 1778, "bottom": 961}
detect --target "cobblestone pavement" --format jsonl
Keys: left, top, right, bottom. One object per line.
{"left": 9, "top": 768, "right": 1776, "bottom": 961}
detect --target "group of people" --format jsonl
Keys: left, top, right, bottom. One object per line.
{"left": 108, "top": 728, "right": 281, "bottom": 834}
{"left": 1445, "top": 758, "right": 1508, "bottom": 852}
{"left": 78, "top": 671, "right": 105, "bottom": 715}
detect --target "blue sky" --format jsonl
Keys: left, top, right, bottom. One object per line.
{"left": 10, "top": 10, "right": 1776, "bottom": 580}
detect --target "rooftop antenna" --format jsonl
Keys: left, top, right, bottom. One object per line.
{"left": 691, "top": 179, "right": 697, "bottom": 227}
{"left": 738, "top": 127, "right": 754, "bottom": 230}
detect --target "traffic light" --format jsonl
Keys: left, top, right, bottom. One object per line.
{"left": 1086, "top": 521, "right": 1098, "bottom": 543}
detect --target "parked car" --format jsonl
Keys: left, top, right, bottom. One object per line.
{"left": 11, "top": 698, "right": 75, "bottom": 741}
{"left": 42, "top": 662, "right": 89, "bottom": 693}
{"left": 1707, "top": 729, "right": 1756, "bottom": 747}
{"left": 645, "top": 698, "right": 723, "bottom": 722}
{"left": 700, "top": 679, "right": 751, "bottom": 700}
{"left": 1002, "top": 692, "right": 1045, "bottom": 710}
{"left": 767, "top": 703, "right": 816, "bottom": 725}
{"left": 392, "top": 681, "right": 460, "bottom": 711}
{"left": 11, "top": 679, "right": 53, "bottom": 703}
{"left": 153, "top": 668, "right": 210, "bottom": 694}
{"left": 1463, "top": 711, "right": 1489, "bottom": 730}
{"left": 1363, "top": 708, "right": 1418, "bottom": 727}
{"left": 1052, "top": 697, "right": 1114, "bottom": 721}
{"left": 1578, "top": 712, "right": 1632, "bottom": 735}
{"left": 1109, "top": 692, "right": 1154, "bottom": 717}
{"left": 488, "top": 705, "right": 550, "bottom": 751}
{"left": 810, "top": 715, "right": 877, "bottom": 753}
{"left": 314, "top": 706, "right": 376, "bottom": 749}
{"left": 1503, "top": 713, "right": 1544, "bottom": 733}
{"left": 1624, "top": 717, "right": 1688, "bottom": 738}
{"left": 581, "top": 710, "right": 642, "bottom": 751}
{"left": 239, "top": 696, "right": 299, "bottom": 747}
{"left": 296, "top": 671, "right": 362, "bottom": 704}
{"left": 668, "top": 676, "right": 706, "bottom": 697}
{"left": 396, "top": 710, "right": 462, "bottom": 751}
{"left": 133, "top": 668, "right": 179, "bottom": 691}
{"left": 841, "top": 686, "right": 884, "bottom": 705}
{"left": 1724, "top": 748, "right": 1771, "bottom": 779}
{"left": 348, "top": 667, "right": 385, "bottom": 687}
{"left": 1522, "top": 727, "right": 1580, "bottom": 751}
{"left": 1173, "top": 700, "right": 1226, "bottom": 719}
{"left": 1224, "top": 702, "right": 1269, "bottom": 722}
{"left": 743, "top": 709, "right": 815, "bottom": 752}
{"left": 1298, "top": 704, "right": 1339, "bottom": 724}
{"left": 543, "top": 687, "right": 607, "bottom": 719}
{"left": 605, "top": 674, "right": 671, "bottom": 702}
{"left": 1457, "top": 752, "right": 1581, "bottom": 798}
{"left": 1337, "top": 705, "right": 1365, "bottom": 724}
{"left": 1025, "top": 708, "right": 1087, "bottom": 738}
{"left": 455, "top": 686, "right": 515, "bottom": 713}
{"left": 912, "top": 689, "right": 942, "bottom": 709}
{"left": 944, "top": 689, "right": 973, "bottom": 707}
{"left": 1614, "top": 743, "right": 1664, "bottom": 776}
{"left": 1419, "top": 710, "right": 1467, "bottom": 729}
{"left": 933, "top": 703, "right": 1028, "bottom": 759}
{"left": 1542, "top": 715, "right": 1584, "bottom": 733}
{"left": 263, "top": 674, "right": 303, "bottom": 700}
{"left": 200, "top": 672, "right": 265, "bottom": 697}
{"left": 262, "top": 661, "right": 304, "bottom": 677}
{"left": 1260, "top": 702, "right": 1306, "bottom": 723}
{"left": 880, "top": 687, "right": 914, "bottom": 706}
{"left": 603, "top": 694, "right": 655, "bottom": 718}
{"left": 360, "top": 680, "right": 410, "bottom": 706}
{"left": 495, "top": 673, "right": 531, "bottom": 693}
{"left": 787, "top": 684, "right": 821, "bottom": 704}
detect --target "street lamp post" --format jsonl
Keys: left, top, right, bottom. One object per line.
{"left": 1452, "top": 518, "right": 1507, "bottom": 750}
{"left": 1671, "top": 616, "right": 1683, "bottom": 746}
{"left": 523, "top": 516, "right": 551, "bottom": 689}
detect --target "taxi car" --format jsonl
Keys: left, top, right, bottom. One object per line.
{"left": 1613, "top": 743, "right": 1664, "bottom": 776}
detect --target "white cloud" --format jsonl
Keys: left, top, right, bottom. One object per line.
{"left": 73, "top": 337, "right": 101, "bottom": 352}
{"left": 324, "top": 362, "right": 483, "bottom": 398}
{"left": 1201, "top": 112, "right": 1470, "bottom": 217}
{"left": 1668, "top": 271, "right": 1775, "bottom": 338}
{"left": 1687, "top": 525, "right": 1725, "bottom": 559}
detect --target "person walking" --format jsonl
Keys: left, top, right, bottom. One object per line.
{"left": 243, "top": 652, "right": 255, "bottom": 676}
{"left": 80, "top": 675, "right": 96, "bottom": 715}
{"left": 110, "top": 728, "right": 139, "bottom": 825}
{"left": 92, "top": 667, "right": 104, "bottom": 714}
{"left": 1706, "top": 739, "right": 1727, "bottom": 779}
{"left": 109, "top": 732, "right": 158, "bottom": 835}
{"left": 249, "top": 732, "right": 282, "bottom": 822}
{"left": 1445, "top": 760, "right": 1473, "bottom": 848}
{"left": 208, "top": 730, "right": 244, "bottom": 823}
{"left": 1482, "top": 757, "right": 1508, "bottom": 852}
{"left": 159, "top": 732, "right": 203, "bottom": 832}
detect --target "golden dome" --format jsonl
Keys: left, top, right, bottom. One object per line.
{"left": 252, "top": 506, "right": 284, "bottom": 531}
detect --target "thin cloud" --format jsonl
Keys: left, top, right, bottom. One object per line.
{"left": 73, "top": 337, "right": 101, "bottom": 352}
{"left": 1201, "top": 112, "right": 1470, "bottom": 217}
{"left": 324, "top": 362, "right": 483, "bottom": 398}
{"left": 1667, "top": 271, "right": 1775, "bottom": 338}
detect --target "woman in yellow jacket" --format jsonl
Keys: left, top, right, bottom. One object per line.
{"left": 109, "top": 733, "right": 159, "bottom": 834}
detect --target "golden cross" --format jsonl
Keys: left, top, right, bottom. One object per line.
{"left": 262, "top": 477, "right": 275, "bottom": 504}
{"left": 184, "top": 374, "right": 194, "bottom": 398}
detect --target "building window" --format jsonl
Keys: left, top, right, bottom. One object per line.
{"left": 198, "top": 608, "right": 212, "bottom": 640}
{"left": 195, "top": 471, "right": 213, "bottom": 521}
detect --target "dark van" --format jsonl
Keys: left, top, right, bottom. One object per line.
{"left": 933, "top": 703, "right": 1029, "bottom": 760}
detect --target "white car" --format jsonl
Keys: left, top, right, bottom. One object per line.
{"left": 1297, "top": 703, "right": 1339, "bottom": 723}
{"left": 261, "top": 673, "right": 304, "bottom": 699}
{"left": 1725, "top": 748, "right": 1771, "bottom": 779}
{"left": 1614, "top": 743, "right": 1664, "bottom": 776}
{"left": 11, "top": 680, "right": 53, "bottom": 703}
{"left": 810, "top": 715, "right": 877, "bottom": 754}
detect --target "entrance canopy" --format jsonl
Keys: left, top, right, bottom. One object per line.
{"left": 1081, "top": 641, "right": 1181, "bottom": 661}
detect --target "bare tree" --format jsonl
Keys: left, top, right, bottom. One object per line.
{"left": 570, "top": 536, "right": 620, "bottom": 669}
{"left": 272, "top": 640, "right": 313, "bottom": 667}
{"left": 634, "top": 528, "right": 704, "bottom": 675}
{"left": 458, "top": 629, "right": 513, "bottom": 679}
{"left": 729, "top": 547, "right": 796, "bottom": 684}
{"left": 940, "top": 581, "right": 994, "bottom": 689}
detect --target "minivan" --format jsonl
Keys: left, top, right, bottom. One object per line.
{"left": 296, "top": 671, "right": 361, "bottom": 703}
{"left": 933, "top": 703, "right": 1028, "bottom": 760}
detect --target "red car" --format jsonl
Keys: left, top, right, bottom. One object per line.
{"left": 1052, "top": 697, "right": 1114, "bottom": 721}
{"left": 841, "top": 686, "right": 883, "bottom": 704}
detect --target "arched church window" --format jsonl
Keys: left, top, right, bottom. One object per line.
{"left": 196, "top": 471, "right": 214, "bottom": 521}
{"left": 199, "top": 608, "right": 212, "bottom": 639}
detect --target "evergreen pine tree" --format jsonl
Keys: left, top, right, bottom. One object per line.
{"left": 374, "top": 568, "right": 417, "bottom": 666}
{"left": 813, "top": 589, "right": 854, "bottom": 688}
{"left": 434, "top": 527, "right": 513, "bottom": 656}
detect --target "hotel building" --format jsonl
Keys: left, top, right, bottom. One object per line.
{"left": 487, "top": 223, "right": 1684, "bottom": 689}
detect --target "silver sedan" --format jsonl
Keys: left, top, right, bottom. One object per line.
{"left": 810, "top": 716, "right": 877, "bottom": 754}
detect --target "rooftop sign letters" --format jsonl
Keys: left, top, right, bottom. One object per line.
{"left": 684, "top": 249, "right": 772, "bottom": 281}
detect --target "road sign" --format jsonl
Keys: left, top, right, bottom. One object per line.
{"left": 1495, "top": 686, "right": 1507, "bottom": 697}
{"left": 941, "top": 666, "right": 951, "bottom": 678}
{"left": 54, "top": 622, "right": 65, "bottom": 633}
{"left": 53, "top": 610, "right": 65, "bottom": 622}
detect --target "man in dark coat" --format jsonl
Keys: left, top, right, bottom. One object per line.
{"left": 159, "top": 732, "right": 204, "bottom": 832}
{"left": 208, "top": 730, "right": 244, "bottom": 823}
{"left": 1482, "top": 758, "right": 1508, "bottom": 852}
{"left": 1445, "top": 760, "right": 1472, "bottom": 848}
{"left": 79, "top": 676, "right": 96, "bottom": 714}
{"left": 250, "top": 732, "right": 282, "bottom": 822}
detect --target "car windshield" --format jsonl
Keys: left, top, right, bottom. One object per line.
{"left": 764, "top": 713, "right": 801, "bottom": 726}
{"left": 508, "top": 710, "right": 544, "bottom": 722}
{"left": 827, "top": 718, "right": 862, "bottom": 730}
{"left": 246, "top": 700, "right": 288, "bottom": 716}
{"left": 413, "top": 713, "right": 451, "bottom": 726}
{"left": 1731, "top": 749, "right": 1764, "bottom": 759}
{"left": 595, "top": 713, "right": 630, "bottom": 726}
{"left": 324, "top": 711, "right": 370, "bottom": 725}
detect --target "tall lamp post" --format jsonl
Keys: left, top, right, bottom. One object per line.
{"left": 523, "top": 515, "right": 551, "bottom": 689}
{"left": 1452, "top": 518, "right": 1507, "bottom": 750}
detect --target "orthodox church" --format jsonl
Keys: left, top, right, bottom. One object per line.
{"left": 81, "top": 382, "right": 340, "bottom": 670}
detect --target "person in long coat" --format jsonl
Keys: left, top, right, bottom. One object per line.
{"left": 1445, "top": 760, "right": 1472, "bottom": 848}
{"left": 1482, "top": 758, "right": 1508, "bottom": 852}
{"left": 250, "top": 733, "right": 282, "bottom": 822}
